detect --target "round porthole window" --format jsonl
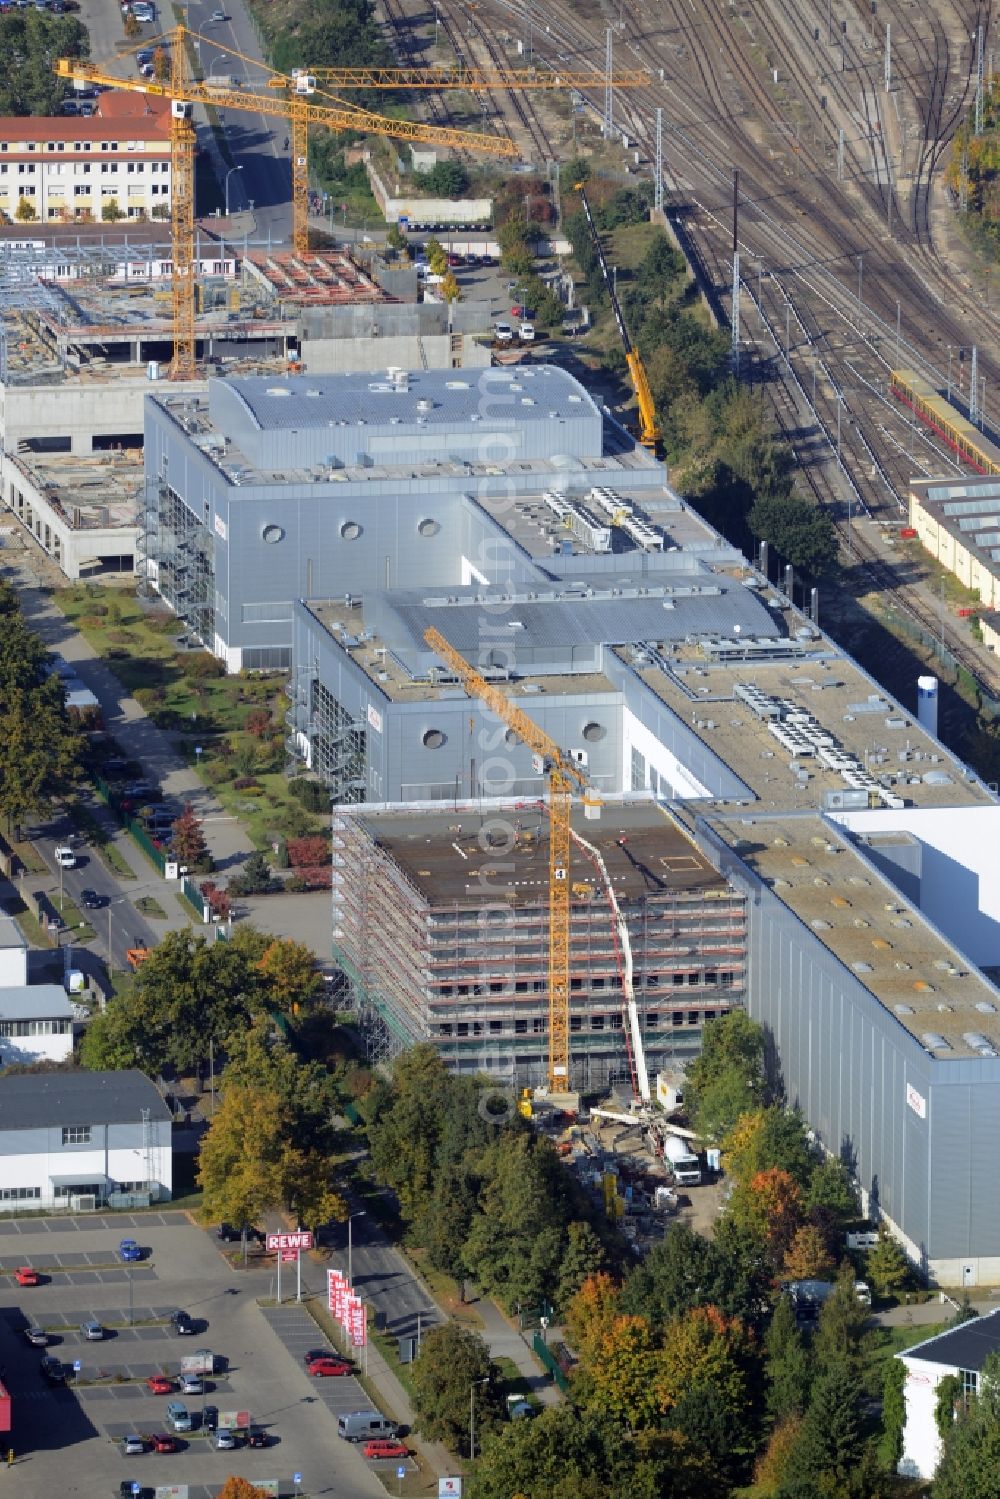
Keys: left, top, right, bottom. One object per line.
{"left": 340, "top": 521, "right": 362, "bottom": 541}
{"left": 582, "top": 721, "right": 606, "bottom": 742}
{"left": 418, "top": 518, "right": 440, "bottom": 538}
{"left": 422, "top": 729, "right": 446, "bottom": 749}
{"left": 262, "top": 524, "right": 284, "bottom": 544}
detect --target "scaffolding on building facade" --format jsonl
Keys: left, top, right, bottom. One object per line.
{"left": 332, "top": 809, "right": 748, "bottom": 1089}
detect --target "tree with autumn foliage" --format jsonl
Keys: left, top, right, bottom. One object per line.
{"left": 256, "top": 937, "right": 324, "bottom": 1010}
{"left": 566, "top": 1272, "right": 621, "bottom": 1366}
{"left": 656, "top": 1304, "right": 755, "bottom": 1414}
{"left": 726, "top": 1167, "right": 803, "bottom": 1270}
{"left": 170, "top": 802, "right": 213, "bottom": 872}
{"left": 217, "top": 1480, "right": 270, "bottom": 1499}
{"left": 583, "top": 1314, "right": 662, "bottom": 1428}
{"left": 782, "top": 1223, "right": 835, "bottom": 1282}
{"left": 754, "top": 1414, "right": 804, "bottom": 1497}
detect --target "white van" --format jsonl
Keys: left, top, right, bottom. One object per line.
{"left": 337, "top": 1410, "right": 400, "bottom": 1443}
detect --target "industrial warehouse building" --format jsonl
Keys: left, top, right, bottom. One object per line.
{"left": 0, "top": 1069, "right": 172, "bottom": 1211}
{"left": 138, "top": 363, "right": 1000, "bottom": 1283}
{"left": 909, "top": 474, "right": 1000, "bottom": 611}
{"left": 140, "top": 365, "right": 717, "bottom": 670}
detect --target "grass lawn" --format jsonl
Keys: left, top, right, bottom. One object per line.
{"left": 134, "top": 895, "right": 168, "bottom": 920}
{"left": 54, "top": 585, "right": 326, "bottom": 850}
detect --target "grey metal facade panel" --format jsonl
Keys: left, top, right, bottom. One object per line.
{"left": 696, "top": 819, "right": 934, "bottom": 1251}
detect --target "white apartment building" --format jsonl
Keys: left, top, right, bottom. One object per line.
{"left": 0, "top": 92, "right": 170, "bottom": 224}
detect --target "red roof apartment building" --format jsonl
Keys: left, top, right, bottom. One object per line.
{"left": 0, "top": 92, "right": 170, "bottom": 223}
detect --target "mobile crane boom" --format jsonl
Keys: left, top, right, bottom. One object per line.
{"left": 574, "top": 182, "right": 661, "bottom": 450}
{"left": 423, "top": 625, "right": 597, "bottom": 1094}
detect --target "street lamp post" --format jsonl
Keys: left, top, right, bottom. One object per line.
{"left": 347, "top": 1211, "right": 366, "bottom": 1286}
{"left": 469, "top": 1376, "right": 489, "bottom": 1460}
{"left": 225, "top": 165, "right": 243, "bottom": 217}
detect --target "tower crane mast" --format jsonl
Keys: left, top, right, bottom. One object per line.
{"left": 55, "top": 30, "right": 518, "bottom": 377}
{"left": 423, "top": 625, "right": 599, "bottom": 1095}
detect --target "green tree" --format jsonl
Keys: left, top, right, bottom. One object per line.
{"left": 385, "top": 222, "right": 407, "bottom": 254}
{"left": 725, "top": 1168, "right": 802, "bottom": 1271}
{"left": 0, "top": 581, "right": 80, "bottom": 834}
{"left": 231, "top": 850, "right": 276, "bottom": 895}
{"left": 724, "top": 1107, "right": 818, "bottom": 1190}
{"left": 439, "top": 270, "right": 461, "bottom": 303}
{"left": 748, "top": 492, "right": 838, "bottom": 578}
{"left": 619, "top": 1222, "right": 717, "bottom": 1326}
{"left": 365, "top": 1043, "right": 457, "bottom": 1223}
{"left": 424, "top": 236, "right": 447, "bottom": 273}
{"left": 15, "top": 196, "right": 35, "bottom": 221}
{"left": 779, "top": 1360, "right": 865, "bottom": 1496}
{"left": 935, "top": 1372, "right": 963, "bottom": 1442}
{"left": 411, "top": 1323, "right": 502, "bottom": 1454}
{"left": 101, "top": 199, "right": 125, "bottom": 222}
{"left": 553, "top": 1220, "right": 606, "bottom": 1313}
{"left": 584, "top": 1314, "right": 662, "bottom": 1428}
{"left": 686, "top": 1010, "right": 766, "bottom": 1143}
{"left": 864, "top": 1225, "right": 910, "bottom": 1298}
{"left": 879, "top": 1355, "right": 906, "bottom": 1470}
{"left": 811, "top": 1267, "right": 868, "bottom": 1375}
{"left": 424, "top": 159, "right": 469, "bottom": 197}
{"left": 80, "top": 927, "right": 273, "bottom": 1077}
{"left": 805, "top": 1156, "right": 858, "bottom": 1223}
{"left": 463, "top": 1133, "right": 574, "bottom": 1310}
{"left": 765, "top": 1295, "right": 811, "bottom": 1423}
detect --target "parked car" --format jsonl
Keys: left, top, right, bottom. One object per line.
{"left": 24, "top": 1326, "right": 47, "bottom": 1346}
{"left": 146, "top": 1375, "right": 175, "bottom": 1395}
{"left": 80, "top": 1319, "right": 104, "bottom": 1341}
{"left": 170, "top": 1309, "right": 195, "bottom": 1335}
{"left": 165, "top": 1401, "right": 192, "bottom": 1432}
{"left": 306, "top": 1355, "right": 352, "bottom": 1377}
{"left": 201, "top": 1404, "right": 218, "bottom": 1432}
{"left": 79, "top": 888, "right": 105, "bottom": 910}
{"left": 151, "top": 1433, "right": 179, "bottom": 1453}
{"left": 210, "top": 6, "right": 226, "bottom": 17}
{"left": 14, "top": 1266, "right": 40, "bottom": 1286}
{"left": 40, "top": 1356, "right": 65, "bottom": 1384}
{"left": 134, "top": 47, "right": 153, "bottom": 64}
{"left": 494, "top": 323, "right": 514, "bottom": 344}
{"left": 120, "top": 1434, "right": 145, "bottom": 1456}
{"left": 210, "top": 1428, "right": 237, "bottom": 1450}
{"left": 364, "top": 1438, "right": 411, "bottom": 1459}
{"left": 178, "top": 1373, "right": 203, "bottom": 1395}
{"left": 119, "top": 1238, "right": 142, "bottom": 1262}
{"left": 54, "top": 845, "right": 76, "bottom": 868}
{"left": 246, "top": 1428, "right": 272, "bottom": 1448}
{"left": 519, "top": 322, "right": 536, "bottom": 342}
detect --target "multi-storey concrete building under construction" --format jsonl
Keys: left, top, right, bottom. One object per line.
{"left": 332, "top": 799, "right": 746, "bottom": 1089}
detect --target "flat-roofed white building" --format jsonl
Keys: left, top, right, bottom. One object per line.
{"left": 0, "top": 985, "right": 74, "bottom": 1066}
{"left": 0, "top": 1069, "right": 172, "bottom": 1210}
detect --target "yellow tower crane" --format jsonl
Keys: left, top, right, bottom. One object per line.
{"left": 271, "top": 64, "right": 650, "bottom": 252}
{"left": 55, "top": 29, "right": 519, "bottom": 378}
{"left": 423, "top": 625, "right": 601, "bottom": 1097}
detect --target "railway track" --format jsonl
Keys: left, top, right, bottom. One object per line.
{"left": 434, "top": 0, "right": 554, "bottom": 164}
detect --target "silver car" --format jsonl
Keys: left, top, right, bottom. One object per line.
{"left": 80, "top": 1319, "right": 104, "bottom": 1341}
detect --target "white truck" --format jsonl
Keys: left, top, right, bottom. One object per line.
{"left": 663, "top": 1134, "right": 702, "bottom": 1186}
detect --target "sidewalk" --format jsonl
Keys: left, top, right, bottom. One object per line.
{"left": 14, "top": 575, "right": 253, "bottom": 872}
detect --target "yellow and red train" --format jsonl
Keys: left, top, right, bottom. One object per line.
{"left": 890, "top": 369, "right": 1000, "bottom": 477}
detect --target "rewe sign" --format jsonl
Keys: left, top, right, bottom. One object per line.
{"left": 265, "top": 1231, "right": 314, "bottom": 1253}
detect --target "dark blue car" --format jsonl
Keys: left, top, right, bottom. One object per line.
{"left": 119, "top": 1238, "right": 142, "bottom": 1263}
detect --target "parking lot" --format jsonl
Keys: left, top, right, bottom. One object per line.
{"left": 0, "top": 1214, "right": 387, "bottom": 1497}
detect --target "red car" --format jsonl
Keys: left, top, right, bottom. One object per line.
{"left": 306, "top": 1355, "right": 351, "bottom": 1377}
{"left": 364, "top": 1438, "right": 410, "bottom": 1459}
{"left": 14, "top": 1266, "right": 40, "bottom": 1287}
{"left": 146, "top": 1375, "right": 175, "bottom": 1395}
{"left": 152, "top": 1433, "right": 179, "bottom": 1453}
